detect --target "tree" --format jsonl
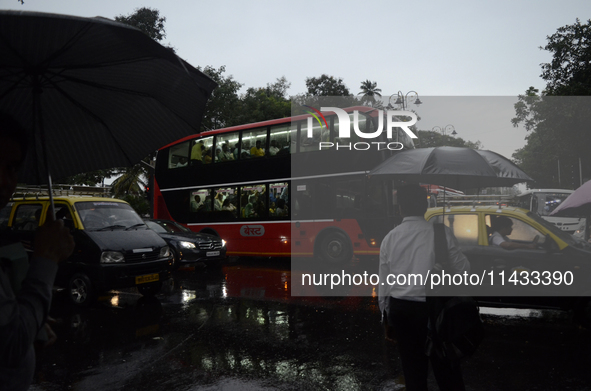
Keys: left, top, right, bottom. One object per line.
{"left": 415, "top": 130, "right": 482, "bottom": 150}
{"left": 358, "top": 80, "right": 382, "bottom": 102}
{"left": 305, "top": 74, "right": 352, "bottom": 96}
{"left": 540, "top": 18, "right": 591, "bottom": 96}
{"left": 512, "top": 20, "right": 591, "bottom": 188}
{"left": 235, "top": 77, "right": 291, "bottom": 124}
{"left": 198, "top": 65, "right": 242, "bottom": 130}
{"left": 109, "top": 8, "right": 171, "bottom": 213}
{"left": 59, "top": 169, "right": 118, "bottom": 187}
{"left": 114, "top": 7, "right": 168, "bottom": 43}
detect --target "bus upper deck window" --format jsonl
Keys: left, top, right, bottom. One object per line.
{"left": 168, "top": 141, "right": 190, "bottom": 169}
{"left": 270, "top": 124, "right": 293, "bottom": 156}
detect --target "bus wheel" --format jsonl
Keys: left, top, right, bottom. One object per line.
{"left": 319, "top": 232, "right": 352, "bottom": 265}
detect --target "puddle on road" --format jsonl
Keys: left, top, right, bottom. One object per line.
{"left": 480, "top": 306, "right": 566, "bottom": 318}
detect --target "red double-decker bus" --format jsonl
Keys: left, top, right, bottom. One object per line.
{"left": 153, "top": 106, "right": 414, "bottom": 264}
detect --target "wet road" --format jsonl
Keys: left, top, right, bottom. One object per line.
{"left": 31, "top": 258, "right": 591, "bottom": 391}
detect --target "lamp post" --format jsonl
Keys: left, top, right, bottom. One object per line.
{"left": 387, "top": 90, "right": 422, "bottom": 110}
{"left": 432, "top": 125, "right": 457, "bottom": 146}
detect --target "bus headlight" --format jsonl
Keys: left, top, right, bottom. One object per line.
{"left": 101, "top": 251, "right": 124, "bottom": 263}
{"left": 159, "top": 246, "right": 171, "bottom": 258}
{"left": 179, "top": 241, "right": 196, "bottom": 249}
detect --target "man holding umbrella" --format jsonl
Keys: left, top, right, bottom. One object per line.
{"left": 379, "top": 184, "right": 470, "bottom": 390}
{"left": 0, "top": 113, "right": 75, "bottom": 391}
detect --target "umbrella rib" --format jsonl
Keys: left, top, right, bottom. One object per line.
{"left": 41, "top": 69, "right": 202, "bottom": 135}
{"left": 42, "top": 67, "right": 163, "bottom": 97}
{"left": 42, "top": 75, "right": 136, "bottom": 167}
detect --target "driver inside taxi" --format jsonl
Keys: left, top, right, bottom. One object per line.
{"left": 490, "top": 216, "right": 538, "bottom": 250}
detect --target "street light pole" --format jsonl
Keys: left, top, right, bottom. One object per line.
{"left": 388, "top": 90, "right": 422, "bottom": 111}
{"left": 432, "top": 125, "right": 457, "bottom": 146}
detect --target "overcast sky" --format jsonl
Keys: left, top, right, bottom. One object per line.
{"left": 2, "top": 0, "right": 590, "bottom": 161}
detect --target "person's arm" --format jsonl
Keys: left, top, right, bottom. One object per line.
{"left": 499, "top": 240, "right": 537, "bottom": 250}
{"left": 492, "top": 232, "right": 537, "bottom": 250}
{"left": 0, "top": 256, "right": 57, "bottom": 367}
{"left": 0, "top": 218, "right": 74, "bottom": 366}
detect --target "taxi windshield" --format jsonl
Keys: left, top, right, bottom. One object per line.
{"left": 75, "top": 201, "right": 145, "bottom": 231}
{"left": 526, "top": 211, "right": 576, "bottom": 245}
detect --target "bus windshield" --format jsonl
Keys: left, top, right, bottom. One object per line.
{"left": 535, "top": 192, "right": 572, "bottom": 216}
{"left": 527, "top": 211, "right": 576, "bottom": 245}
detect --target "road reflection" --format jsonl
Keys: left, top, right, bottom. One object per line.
{"left": 32, "top": 259, "right": 589, "bottom": 391}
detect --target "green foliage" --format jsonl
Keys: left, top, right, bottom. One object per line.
{"left": 120, "top": 194, "right": 150, "bottom": 216}
{"left": 110, "top": 160, "right": 149, "bottom": 198}
{"left": 235, "top": 77, "right": 291, "bottom": 124}
{"left": 415, "top": 130, "right": 482, "bottom": 149}
{"left": 512, "top": 19, "right": 591, "bottom": 188}
{"left": 541, "top": 19, "right": 591, "bottom": 96}
{"left": 115, "top": 7, "right": 167, "bottom": 42}
{"left": 512, "top": 94, "right": 591, "bottom": 188}
{"left": 305, "top": 74, "right": 352, "bottom": 96}
{"left": 198, "top": 65, "right": 242, "bottom": 130}
{"left": 59, "top": 169, "right": 118, "bottom": 186}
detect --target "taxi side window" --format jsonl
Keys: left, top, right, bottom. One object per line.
{"left": 14, "top": 204, "right": 43, "bottom": 231}
{"left": 55, "top": 203, "right": 76, "bottom": 230}
{"left": 0, "top": 204, "right": 12, "bottom": 230}
{"left": 486, "top": 215, "right": 546, "bottom": 244}
{"left": 432, "top": 214, "right": 479, "bottom": 247}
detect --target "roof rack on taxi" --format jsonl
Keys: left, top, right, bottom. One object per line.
{"left": 10, "top": 185, "right": 112, "bottom": 200}
{"left": 443, "top": 194, "right": 515, "bottom": 207}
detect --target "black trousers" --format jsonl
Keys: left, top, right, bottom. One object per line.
{"left": 387, "top": 297, "right": 465, "bottom": 391}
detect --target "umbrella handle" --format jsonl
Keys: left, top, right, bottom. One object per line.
{"left": 33, "top": 83, "right": 56, "bottom": 219}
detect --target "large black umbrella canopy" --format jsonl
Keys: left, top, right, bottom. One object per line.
{"left": 368, "top": 147, "right": 533, "bottom": 189}
{"left": 0, "top": 11, "right": 217, "bottom": 185}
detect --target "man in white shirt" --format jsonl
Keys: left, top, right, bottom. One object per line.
{"left": 379, "top": 184, "right": 470, "bottom": 390}
{"left": 490, "top": 216, "right": 538, "bottom": 249}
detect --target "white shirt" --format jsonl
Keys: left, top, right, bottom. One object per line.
{"left": 489, "top": 231, "right": 508, "bottom": 246}
{"left": 378, "top": 216, "right": 470, "bottom": 316}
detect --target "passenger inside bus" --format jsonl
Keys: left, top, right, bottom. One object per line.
{"left": 243, "top": 195, "right": 257, "bottom": 218}
{"left": 190, "top": 140, "right": 204, "bottom": 165}
{"left": 220, "top": 144, "right": 234, "bottom": 161}
{"left": 214, "top": 192, "right": 224, "bottom": 211}
{"left": 203, "top": 149, "right": 213, "bottom": 164}
{"left": 176, "top": 157, "right": 188, "bottom": 168}
{"left": 276, "top": 199, "right": 288, "bottom": 216}
{"left": 268, "top": 140, "right": 280, "bottom": 156}
{"left": 250, "top": 140, "right": 264, "bottom": 157}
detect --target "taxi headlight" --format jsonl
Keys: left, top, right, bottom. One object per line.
{"left": 159, "top": 246, "right": 171, "bottom": 258}
{"left": 100, "top": 251, "right": 124, "bottom": 263}
{"left": 221, "top": 239, "right": 226, "bottom": 247}
{"left": 179, "top": 241, "right": 196, "bottom": 249}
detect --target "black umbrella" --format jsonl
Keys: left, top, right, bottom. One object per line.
{"left": 368, "top": 147, "right": 533, "bottom": 189}
{"left": 0, "top": 11, "right": 216, "bottom": 195}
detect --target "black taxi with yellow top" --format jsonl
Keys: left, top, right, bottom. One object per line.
{"left": 0, "top": 196, "right": 171, "bottom": 306}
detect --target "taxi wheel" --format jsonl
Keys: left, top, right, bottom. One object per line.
{"left": 68, "top": 273, "right": 94, "bottom": 307}
{"left": 137, "top": 281, "right": 163, "bottom": 297}
{"left": 319, "top": 232, "right": 352, "bottom": 265}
